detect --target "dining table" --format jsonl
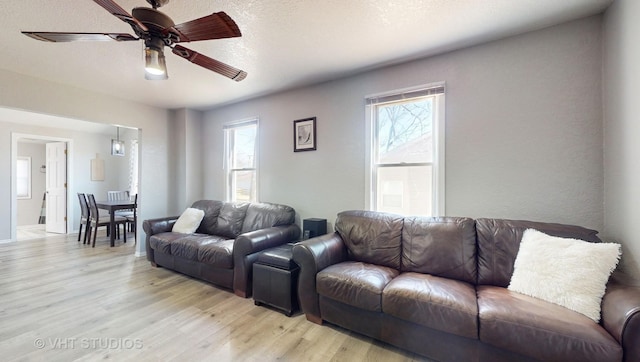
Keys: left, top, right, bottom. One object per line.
{"left": 95, "top": 199, "right": 136, "bottom": 247}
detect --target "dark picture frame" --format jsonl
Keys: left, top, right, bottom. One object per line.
{"left": 293, "top": 117, "right": 316, "bottom": 152}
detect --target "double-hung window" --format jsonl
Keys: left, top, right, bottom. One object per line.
{"left": 224, "top": 119, "right": 258, "bottom": 202}
{"left": 366, "top": 84, "right": 445, "bottom": 216}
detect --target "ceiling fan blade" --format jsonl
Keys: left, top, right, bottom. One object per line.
{"left": 163, "top": 12, "right": 241, "bottom": 43}
{"left": 22, "top": 32, "right": 138, "bottom": 42}
{"left": 93, "top": 0, "right": 148, "bottom": 33}
{"left": 172, "top": 45, "right": 247, "bottom": 81}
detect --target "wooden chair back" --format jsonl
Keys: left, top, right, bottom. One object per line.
{"left": 77, "top": 193, "right": 89, "bottom": 220}
{"left": 107, "top": 190, "right": 130, "bottom": 201}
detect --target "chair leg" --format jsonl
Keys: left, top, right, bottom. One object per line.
{"left": 78, "top": 224, "right": 83, "bottom": 242}
{"left": 92, "top": 225, "right": 98, "bottom": 247}
{"left": 84, "top": 221, "right": 91, "bottom": 244}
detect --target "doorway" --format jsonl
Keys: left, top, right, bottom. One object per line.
{"left": 11, "top": 133, "right": 73, "bottom": 241}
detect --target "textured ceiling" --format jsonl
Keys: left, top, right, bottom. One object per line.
{"left": 0, "top": 0, "right": 612, "bottom": 111}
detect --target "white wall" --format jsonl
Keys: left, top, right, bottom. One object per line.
{"left": 0, "top": 69, "right": 171, "bottom": 256}
{"left": 203, "top": 16, "right": 604, "bottom": 232}
{"left": 171, "top": 109, "right": 204, "bottom": 211}
{"left": 603, "top": 0, "right": 640, "bottom": 284}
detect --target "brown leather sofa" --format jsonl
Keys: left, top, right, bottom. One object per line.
{"left": 143, "top": 200, "right": 300, "bottom": 298}
{"left": 292, "top": 210, "right": 640, "bottom": 362}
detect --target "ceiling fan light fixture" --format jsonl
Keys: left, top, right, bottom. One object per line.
{"left": 144, "top": 46, "right": 167, "bottom": 76}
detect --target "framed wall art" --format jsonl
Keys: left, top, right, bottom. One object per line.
{"left": 293, "top": 117, "right": 316, "bottom": 152}
{"left": 90, "top": 154, "right": 105, "bottom": 181}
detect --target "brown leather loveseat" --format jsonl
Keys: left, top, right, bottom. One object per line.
{"left": 292, "top": 210, "right": 640, "bottom": 361}
{"left": 143, "top": 200, "right": 300, "bottom": 298}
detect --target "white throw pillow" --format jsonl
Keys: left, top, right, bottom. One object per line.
{"left": 508, "top": 229, "right": 621, "bottom": 322}
{"left": 172, "top": 208, "right": 205, "bottom": 234}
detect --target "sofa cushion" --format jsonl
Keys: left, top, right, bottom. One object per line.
{"left": 508, "top": 229, "right": 620, "bottom": 322}
{"left": 477, "top": 285, "right": 622, "bottom": 362}
{"left": 198, "top": 238, "right": 235, "bottom": 269}
{"left": 169, "top": 234, "right": 229, "bottom": 262}
{"left": 335, "top": 210, "right": 403, "bottom": 270}
{"left": 316, "top": 261, "right": 399, "bottom": 312}
{"left": 401, "top": 217, "right": 477, "bottom": 284}
{"left": 191, "top": 200, "right": 224, "bottom": 235}
{"left": 241, "top": 202, "right": 296, "bottom": 233}
{"left": 382, "top": 272, "right": 478, "bottom": 339}
{"left": 149, "top": 232, "right": 185, "bottom": 254}
{"left": 214, "top": 202, "right": 250, "bottom": 238}
{"left": 475, "top": 218, "right": 603, "bottom": 287}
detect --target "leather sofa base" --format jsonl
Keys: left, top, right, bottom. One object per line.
{"left": 154, "top": 251, "right": 234, "bottom": 292}
{"left": 320, "top": 295, "right": 384, "bottom": 340}
{"left": 319, "top": 296, "right": 533, "bottom": 362}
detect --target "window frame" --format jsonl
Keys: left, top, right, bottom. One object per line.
{"left": 365, "top": 83, "right": 445, "bottom": 216}
{"left": 223, "top": 118, "right": 259, "bottom": 203}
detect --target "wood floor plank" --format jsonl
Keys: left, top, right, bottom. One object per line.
{"left": 0, "top": 233, "right": 429, "bottom": 361}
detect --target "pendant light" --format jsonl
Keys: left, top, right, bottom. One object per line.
{"left": 111, "top": 126, "right": 125, "bottom": 156}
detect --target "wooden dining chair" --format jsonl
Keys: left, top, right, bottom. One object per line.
{"left": 107, "top": 190, "right": 129, "bottom": 201}
{"left": 108, "top": 190, "right": 133, "bottom": 223}
{"left": 87, "top": 193, "right": 127, "bottom": 247}
{"left": 77, "top": 193, "right": 91, "bottom": 244}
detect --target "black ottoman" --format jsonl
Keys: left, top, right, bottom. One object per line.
{"left": 253, "top": 243, "right": 299, "bottom": 316}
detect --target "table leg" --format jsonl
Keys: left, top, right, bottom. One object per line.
{"left": 110, "top": 209, "right": 115, "bottom": 247}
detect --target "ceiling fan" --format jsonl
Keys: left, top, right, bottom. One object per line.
{"left": 22, "top": 0, "right": 247, "bottom": 81}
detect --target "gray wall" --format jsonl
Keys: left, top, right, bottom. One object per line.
{"left": 171, "top": 108, "right": 204, "bottom": 211}
{"left": 603, "top": 0, "right": 640, "bottom": 284}
{"left": 203, "top": 16, "right": 604, "bottom": 233}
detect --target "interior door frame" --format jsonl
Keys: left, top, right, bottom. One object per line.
{"left": 10, "top": 133, "right": 73, "bottom": 241}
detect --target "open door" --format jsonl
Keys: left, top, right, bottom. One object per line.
{"left": 45, "top": 142, "right": 67, "bottom": 234}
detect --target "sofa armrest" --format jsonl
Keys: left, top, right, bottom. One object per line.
{"left": 143, "top": 216, "right": 179, "bottom": 235}
{"left": 292, "top": 233, "right": 348, "bottom": 324}
{"left": 232, "top": 224, "right": 301, "bottom": 298}
{"left": 142, "top": 216, "right": 179, "bottom": 263}
{"left": 601, "top": 282, "right": 640, "bottom": 361}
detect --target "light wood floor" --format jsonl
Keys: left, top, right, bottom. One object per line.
{"left": 16, "top": 224, "right": 57, "bottom": 241}
{"left": 0, "top": 232, "right": 428, "bottom": 362}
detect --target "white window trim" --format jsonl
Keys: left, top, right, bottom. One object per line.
{"left": 364, "top": 82, "right": 446, "bottom": 216}
{"left": 433, "top": 94, "right": 446, "bottom": 215}
{"left": 223, "top": 118, "right": 259, "bottom": 202}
